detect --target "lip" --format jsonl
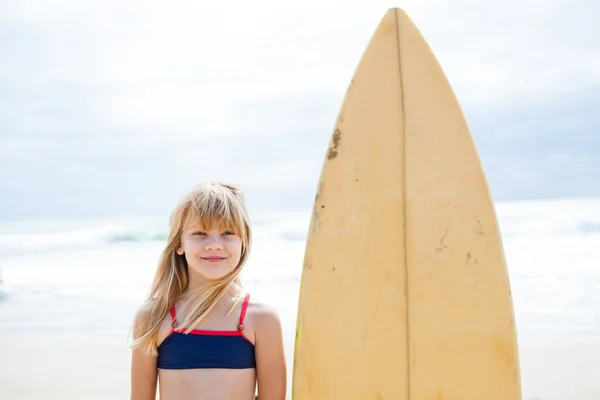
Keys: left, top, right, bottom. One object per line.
{"left": 202, "top": 257, "right": 226, "bottom": 262}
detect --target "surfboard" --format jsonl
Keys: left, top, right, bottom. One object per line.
{"left": 292, "top": 8, "right": 521, "bottom": 400}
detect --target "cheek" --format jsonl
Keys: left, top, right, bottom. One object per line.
{"left": 228, "top": 241, "right": 243, "bottom": 259}
{"left": 181, "top": 237, "right": 201, "bottom": 252}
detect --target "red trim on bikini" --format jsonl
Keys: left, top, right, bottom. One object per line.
{"left": 169, "top": 293, "right": 251, "bottom": 340}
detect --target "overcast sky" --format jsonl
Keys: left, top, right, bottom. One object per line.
{"left": 1, "top": 0, "right": 599, "bottom": 220}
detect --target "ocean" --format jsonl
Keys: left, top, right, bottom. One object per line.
{"left": 0, "top": 197, "right": 599, "bottom": 347}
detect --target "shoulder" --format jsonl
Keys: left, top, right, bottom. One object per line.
{"left": 132, "top": 301, "right": 159, "bottom": 335}
{"left": 245, "top": 296, "right": 283, "bottom": 338}
{"left": 134, "top": 300, "right": 155, "bottom": 321}
{"left": 246, "top": 296, "right": 281, "bottom": 321}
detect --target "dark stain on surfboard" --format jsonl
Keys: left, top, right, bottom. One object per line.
{"left": 475, "top": 219, "right": 484, "bottom": 235}
{"left": 466, "top": 252, "right": 471, "bottom": 263}
{"left": 311, "top": 210, "right": 320, "bottom": 231}
{"left": 435, "top": 220, "right": 450, "bottom": 253}
{"left": 311, "top": 182, "right": 323, "bottom": 233}
{"left": 327, "top": 129, "right": 342, "bottom": 160}
{"left": 345, "top": 79, "right": 355, "bottom": 95}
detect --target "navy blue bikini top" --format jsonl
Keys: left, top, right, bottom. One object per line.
{"left": 157, "top": 293, "right": 256, "bottom": 370}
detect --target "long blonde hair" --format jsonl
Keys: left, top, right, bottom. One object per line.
{"left": 131, "top": 181, "right": 252, "bottom": 355}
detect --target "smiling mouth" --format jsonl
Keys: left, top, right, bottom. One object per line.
{"left": 202, "top": 257, "right": 226, "bottom": 262}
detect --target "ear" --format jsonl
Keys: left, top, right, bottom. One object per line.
{"left": 176, "top": 247, "right": 184, "bottom": 255}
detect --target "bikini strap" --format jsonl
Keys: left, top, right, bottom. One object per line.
{"left": 237, "top": 293, "right": 251, "bottom": 330}
{"left": 169, "top": 304, "right": 179, "bottom": 330}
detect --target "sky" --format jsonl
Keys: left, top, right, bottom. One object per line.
{"left": 0, "top": 0, "right": 599, "bottom": 220}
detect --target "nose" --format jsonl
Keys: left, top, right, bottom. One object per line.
{"left": 204, "top": 236, "right": 223, "bottom": 250}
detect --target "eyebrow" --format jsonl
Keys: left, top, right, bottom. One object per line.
{"left": 186, "top": 226, "right": 237, "bottom": 233}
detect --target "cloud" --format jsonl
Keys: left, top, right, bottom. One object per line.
{"left": 0, "top": 0, "right": 598, "bottom": 219}
{"left": 469, "top": 83, "right": 600, "bottom": 201}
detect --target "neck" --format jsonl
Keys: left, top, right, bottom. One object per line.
{"left": 184, "top": 272, "right": 238, "bottom": 297}
{"left": 186, "top": 270, "right": 212, "bottom": 293}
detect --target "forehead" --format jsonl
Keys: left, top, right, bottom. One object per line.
{"left": 182, "top": 215, "right": 237, "bottom": 232}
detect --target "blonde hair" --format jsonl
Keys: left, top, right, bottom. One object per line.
{"left": 131, "top": 181, "right": 252, "bottom": 355}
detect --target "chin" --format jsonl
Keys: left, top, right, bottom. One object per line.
{"left": 202, "top": 272, "right": 230, "bottom": 280}
{"left": 190, "top": 266, "right": 233, "bottom": 281}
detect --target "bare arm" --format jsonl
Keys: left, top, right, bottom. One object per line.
{"left": 130, "top": 308, "right": 158, "bottom": 400}
{"left": 254, "top": 305, "right": 287, "bottom": 400}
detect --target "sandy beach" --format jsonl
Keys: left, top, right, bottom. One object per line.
{"left": 518, "top": 337, "right": 600, "bottom": 400}
{"left": 0, "top": 337, "right": 132, "bottom": 400}
{"left": 0, "top": 335, "right": 599, "bottom": 399}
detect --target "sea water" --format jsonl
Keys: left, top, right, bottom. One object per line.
{"left": 0, "top": 198, "right": 599, "bottom": 345}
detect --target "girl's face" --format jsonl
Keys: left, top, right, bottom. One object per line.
{"left": 177, "top": 223, "right": 243, "bottom": 283}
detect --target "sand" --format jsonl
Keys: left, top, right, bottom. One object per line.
{"left": 518, "top": 337, "right": 600, "bottom": 400}
{"left": 0, "top": 337, "right": 131, "bottom": 400}
{"left": 0, "top": 335, "right": 598, "bottom": 399}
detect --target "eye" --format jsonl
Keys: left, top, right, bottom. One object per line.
{"left": 223, "top": 231, "right": 235, "bottom": 236}
{"left": 193, "top": 231, "right": 207, "bottom": 236}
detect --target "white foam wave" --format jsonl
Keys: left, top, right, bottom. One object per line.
{"left": 0, "top": 223, "right": 168, "bottom": 257}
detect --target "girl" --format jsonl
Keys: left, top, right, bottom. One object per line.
{"left": 130, "top": 182, "right": 286, "bottom": 400}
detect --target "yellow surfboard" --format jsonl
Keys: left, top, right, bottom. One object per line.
{"left": 292, "top": 8, "right": 521, "bottom": 400}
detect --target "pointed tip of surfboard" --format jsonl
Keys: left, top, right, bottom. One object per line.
{"left": 385, "top": 7, "right": 407, "bottom": 15}
{"left": 380, "top": 7, "right": 414, "bottom": 30}
{"left": 383, "top": 7, "right": 400, "bottom": 18}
